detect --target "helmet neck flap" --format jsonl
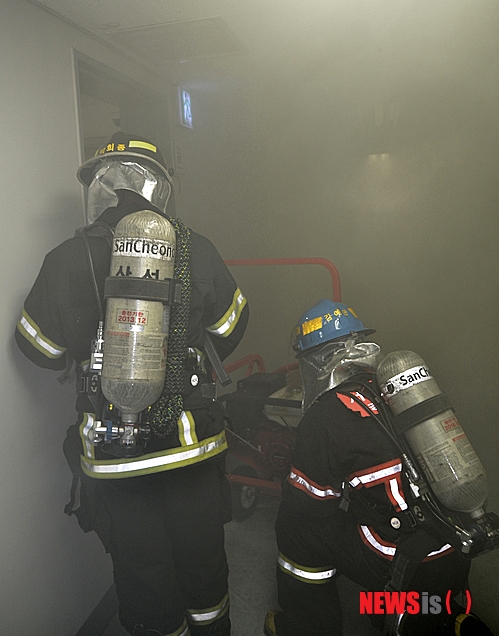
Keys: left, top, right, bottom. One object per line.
{"left": 77, "top": 132, "right": 174, "bottom": 225}
{"left": 298, "top": 334, "right": 381, "bottom": 412}
{"left": 86, "top": 160, "right": 172, "bottom": 224}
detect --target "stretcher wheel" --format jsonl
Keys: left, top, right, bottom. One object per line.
{"left": 230, "top": 465, "right": 258, "bottom": 521}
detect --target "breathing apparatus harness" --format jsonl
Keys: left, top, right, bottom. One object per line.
{"left": 77, "top": 212, "right": 193, "bottom": 456}
{"left": 334, "top": 373, "right": 499, "bottom": 635}
{"left": 340, "top": 374, "right": 499, "bottom": 555}
{"left": 334, "top": 372, "right": 499, "bottom": 634}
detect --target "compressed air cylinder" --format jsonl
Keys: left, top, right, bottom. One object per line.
{"left": 377, "top": 350, "right": 487, "bottom": 517}
{"left": 101, "top": 210, "right": 176, "bottom": 421}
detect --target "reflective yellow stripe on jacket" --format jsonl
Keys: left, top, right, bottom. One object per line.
{"left": 17, "top": 308, "right": 67, "bottom": 360}
{"left": 79, "top": 411, "right": 227, "bottom": 479}
{"left": 206, "top": 288, "right": 247, "bottom": 338}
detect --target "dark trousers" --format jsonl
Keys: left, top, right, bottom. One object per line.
{"left": 91, "top": 461, "right": 231, "bottom": 636}
{"left": 274, "top": 503, "right": 471, "bottom": 636}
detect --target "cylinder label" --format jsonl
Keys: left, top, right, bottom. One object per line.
{"left": 381, "top": 365, "right": 433, "bottom": 397}
{"left": 116, "top": 308, "right": 149, "bottom": 326}
{"left": 441, "top": 416, "right": 459, "bottom": 433}
{"left": 103, "top": 298, "right": 167, "bottom": 378}
{"left": 113, "top": 237, "right": 175, "bottom": 261}
{"left": 104, "top": 331, "right": 166, "bottom": 372}
{"left": 418, "top": 431, "right": 479, "bottom": 485}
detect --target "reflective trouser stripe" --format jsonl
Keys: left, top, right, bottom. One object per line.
{"left": 394, "top": 613, "right": 405, "bottom": 636}
{"left": 277, "top": 552, "right": 336, "bottom": 584}
{"left": 169, "top": 617, "right": 190, "bottom": 636}
{"left": 455, "top": 614, "right": 475, "bottom": 636}
{"left": 187, "top": 592, "right": 229, "bottom": 625}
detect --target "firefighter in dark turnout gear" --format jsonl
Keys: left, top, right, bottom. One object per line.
{"left": 15, "top": 132, "right": 248, "bottom": 636}
{"left": 264, "top": 300, "right": 492, "bottom": 636}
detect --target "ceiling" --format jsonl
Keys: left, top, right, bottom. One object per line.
{"left": 30, "top": 0, "right": 499, "bottom": 86}
{"left": 29, "top": 0, "right": 499, "bottom": 157}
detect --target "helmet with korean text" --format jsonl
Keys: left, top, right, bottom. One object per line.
{"left": 77, "top": 132, "right": 174, "bottom": 222}
{"left": 293, "top": 299, "right": 375, "bottom": 356}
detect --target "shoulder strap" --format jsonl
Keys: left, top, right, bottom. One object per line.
{"left": 75, "top": 222, "right": 114, "bottom": 323}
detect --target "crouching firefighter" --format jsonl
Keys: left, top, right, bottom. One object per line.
{"left": 264, "top": 300, "right": 498, "bottom": 636}
{"left": 15, "top": 132, "right": 249, "bottom": 636}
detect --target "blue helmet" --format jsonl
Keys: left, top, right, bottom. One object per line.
{"left": 293, "top": 300, "right": 375, "bottom": 355}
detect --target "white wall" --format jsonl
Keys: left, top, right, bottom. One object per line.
{"left": 1, "top": 1, "right": 172, "bottom": 633}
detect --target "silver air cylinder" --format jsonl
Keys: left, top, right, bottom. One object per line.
{"left": 377, "top": 350, "right": 487, "bottom": 518}
{"left": 101, "top": 210, "right": 176, "bottom": 422}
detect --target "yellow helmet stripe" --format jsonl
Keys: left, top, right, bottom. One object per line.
{"left": 129, "top": 140, "right": 157, "bottom": 153}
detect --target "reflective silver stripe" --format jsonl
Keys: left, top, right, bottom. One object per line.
{"left": 360, "top": 525, "right": 396, "bottom": 558}
{"left": 395, "top": 613, "right": 405, "bottom": 636}
{"left": 187, "top": 593, "right": 229, "bottom": 625}
{"left": 427, "top": 543, "right": 453, "bottom": 558}
{"left": 81, "top": 430, "right": 227, "bottom": 478}
{"left": 17, "top": 309, "right": 66, "bottom": 359}
{"left": 288, "top": 469, "right": 341, "bottom": 499}
{"left": 81, "top": 413, "right": 96, "bottom": 459}
{"left": 389, "top": 477, "right": 408, "bottom": 511}
{"left": 360, "top": 525, "right": 452, "bottom": 559}
{"left": 206, "top": 288, "right": 247, "bottom": 338}
{"left": 277, "top": 553, "right": 336, "bottom": 583}
{"left": 349, "top": 462, "right": 403, "bottom": 487}
{"left": 179, "top": 411, "right": 198, "bottom": 446}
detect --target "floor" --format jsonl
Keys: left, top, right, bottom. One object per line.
{"left": 77, "top": 493, "right": 378, "bottom": 636}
